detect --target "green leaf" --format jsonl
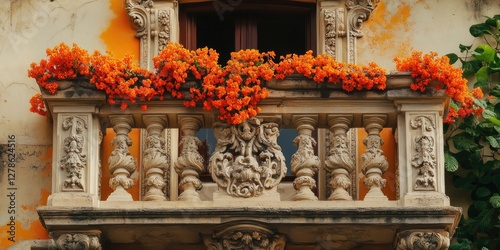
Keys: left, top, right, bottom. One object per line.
{"left": 475, "top": 187, "right": 492, "bottom": 198}
{"left": 472, "top": 44, "right": 496, "bottom": 63}
{"left": 490, "top": 194, "right": 500, "bottom": 208}
{"left": 474, "top": 98, "right": 488, "bottom": 108}
{"left": 470, "top": 23, "right": 491, "bottom": 37}
{"left": 482, "top": 109, "right": 497, "bottom": 119}
{"left": 462, "top": 60, "right": 482, "bottom": 78}
{"left": 474, "top": 200, "right": 489, "bottom": 210}
{"left": 445, "top": 152, "right": 459, "bottom": 172}
{"left": 486, "top": 136, "right": 500, "bottom": 148}
{"left": 459, "top": 44, "right": 473, "bottom": 53}
{"left": 453, "top": 133, "right": 475, "bottom": 151}
{"left": 449, "top": 100, "right": 459, "bottom": 110}
{"left": 446, "top": 53, "right": 459, "bottom": 64}
{"left": 474, "top": 80, "right": 489, "bottom": 89}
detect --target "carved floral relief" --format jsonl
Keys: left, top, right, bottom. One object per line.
{"left": 410, "top": 115, "right": 437, "bottom": 191}
{"left": 60, "top": 116, "right": 88, "bottom": 191}
{"left": 210, "top": 118, "right": 287, "bottom": 198}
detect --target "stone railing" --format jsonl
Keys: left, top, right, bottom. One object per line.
{"left": 37, "top": 73, "right": 461, "bottom": 249}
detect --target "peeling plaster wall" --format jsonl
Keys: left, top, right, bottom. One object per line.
{"left": 0, "top": 0, "right": 115, "bottom": 248}
{"left": 357, "top": 0, "right": 500, "bottom": 70}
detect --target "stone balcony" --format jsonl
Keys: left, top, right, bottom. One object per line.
{"left": 37, "top": 73, "right": 460, "bottom": 250}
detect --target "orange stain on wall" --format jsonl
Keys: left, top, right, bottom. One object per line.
{"left": 360, "top": 1, "right": 414, "bottom": 60}
{"left": 100, "top": 0, "right": 140, "bottom": 59}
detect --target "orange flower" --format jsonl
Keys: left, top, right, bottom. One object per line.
{"left": 395, "top": 51, "right": 481, "bottom": 123}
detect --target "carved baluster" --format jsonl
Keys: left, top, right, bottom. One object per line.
{"left": 175, "top": 115, "right": 204, "bottom": 201}
{"left": 325, "top": 115, "right": 355, "bottom": 200}
{"left": 291, "top": 115, "right": 319, "bottom": 201}
{"left": 142, "top": 115, "right": 169, "bottom": 201}
{"left": 106, "top": 115, "right": 136, "bottom": 201}
{"left": 360, "top": 115, "right": 389, "bottom": 201}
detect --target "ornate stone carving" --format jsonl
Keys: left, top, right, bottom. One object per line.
{"left": 60, "top": 116, "right": 88, "bottom": 191}
{"left": 142, "top": 115, "right": 169, "bottom": 201}
{"left": 395, "top": 230, "right": 450, "bottom": 250}
{"left": 291, "top": 115, "right": 319, "bottom": 201}
{"left": 410, "top": 115, "right": 437, "bottom": 191}
{"left": 323, "top": 8, "right": 346, "bottom": 59}
{"left": 158, "top": 9, "right": 171, "bottom": 51}
{"left": 360, "top": 115, "right": 389, "bottom": 200}
{"left": 210, "top": 118, "right": 287, "bottom": 198}
{"left": 126, "top": 0, "right": 174, "bottom": 69}
{"left": 346, "top": 0, "right": 379, "bottom": 63}
{"left": 325, "top": 115, "right": 355, "bottom": 200}
{"left": 175, "top": 115, "right": 204, "bottom": 201}
{"left": 50, "top": 231, "right": 101, "bottom": 250}
{"left": 204, "top": 222, "right": 286, "bottom": 250}
{"left": 106, "top": 115, "right": 136, "bottom": 201}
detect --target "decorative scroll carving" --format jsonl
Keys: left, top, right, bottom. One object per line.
{"left": 143, "top": 115, "right": 169, "bottom": 201}
{"left": 360, "top": 115, "right": 389, "bottom": 200}
{"left": 291, "top": 116, "right": 319, "bottom": 201}
{"left": 126, "top": 0, "right": 173, "bottom": 69}
{"left": 50, "top": 232, "right": 101, "bottom": 250}
{"left": 395, "top": 230, "right": 450, "bottom": 250}
{"left": 325, "top": 116, "right": 354, "bottom": 200}
{"left": 210, "top": 118, "right": 287, "bottom": 198}
{"left": 410, "top": 115, "right": 437, "bottom": 191}
{"left": 60, "top": 116, "right": 88, "bottom": 191}
{"left": 175, "top": 116, "right": 204, "bottom": 201}
{"left": 204, "top": 222, "right": 286, "bottom": 250}
{"left": 346, "top": 0, "right": 379, "bottom": 64}
{"left": 107, "top": 115, "right": 136, "bottom": 201}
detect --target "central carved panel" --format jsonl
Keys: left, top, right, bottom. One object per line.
{"left": 210, "top": 118, "right": 287, "bottom": 198}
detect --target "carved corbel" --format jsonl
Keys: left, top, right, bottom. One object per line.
{"left": 49, "top": 230, "right": 101, "bottom": 250}
{"left": 395, "top": 230, "right": 450, "bottom": 250}
{"left": 126, "top": 0, "right": 175, "bottom": 69}
{"left": 203, "top": 222, "right": 286, "bottom": 250}
{"left": 345, "top": 0, "right": 380, "bottom": 63}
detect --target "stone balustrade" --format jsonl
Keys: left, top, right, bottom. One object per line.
{"left": 37, "top": 73, "right": 461, "bottom": 250}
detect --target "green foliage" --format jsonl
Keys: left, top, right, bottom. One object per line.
{"left": 445, "top": 15, "right": 500, "bottom": 250}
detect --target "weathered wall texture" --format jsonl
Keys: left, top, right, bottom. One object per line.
{"left": 0, "top": 0, "right": 137, "bottom": 248}
{"left": 357, "top": 0, "right": 500, "bottom": 70}
{"left": 0, "top": 0, "right": 499, "bottom": 249}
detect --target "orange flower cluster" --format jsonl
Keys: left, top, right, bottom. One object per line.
{"left": 29, "top": 43, "right": 478, "bottom": 125}
{"left": 274, "top": 51, "right": 387, "bottom": 91}
{"left": 394, "top": 51, "right": 483, "bottom": 123}
{"left": 29, "top": 93, "right": 46, "bottom": 116}
{"left": 195, "top": 49, "right": 274, "bottom": 124}
{"left": 28, "top": 43, "right": 91, "bottom": 94}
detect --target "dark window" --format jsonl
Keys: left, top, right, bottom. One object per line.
{"left": 180, "top": 0, "right": 316, "bottom": 63}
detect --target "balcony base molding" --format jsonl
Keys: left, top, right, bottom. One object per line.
{"left": 401, "top": 192, "right": 450, "bottom": 207}
{"left": 212, "top": 189, "right": 281, "bottom": 202}
{"left": 47, "top": 193, "right": 99, "bottom": 207}
{"left": 38, "top": 202, "right": 460, "bottom": 250}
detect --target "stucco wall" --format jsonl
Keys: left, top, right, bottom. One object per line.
{"left": 0, "top": 0, "right": 499, "bottom": 248}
